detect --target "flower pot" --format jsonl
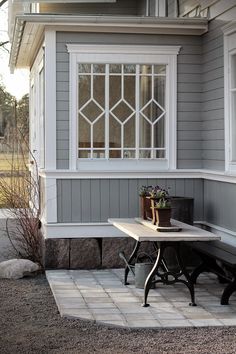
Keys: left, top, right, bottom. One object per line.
{"left": 154, "top": 208, "right": 172, "bottom": 227}
{"left": 140, "top": 196, "right": 152, "bottom": 220}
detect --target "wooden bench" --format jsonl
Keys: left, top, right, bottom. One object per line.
{"left": 189, "top": 240, "right": 236, "bottom": 305}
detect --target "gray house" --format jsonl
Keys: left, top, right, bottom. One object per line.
{"left": 8, "top": 0, "right": 236, "bottom": 268}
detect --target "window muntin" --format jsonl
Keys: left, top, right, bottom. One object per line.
{"left": 77, "top": 63, "right": 166, "bottom": 160}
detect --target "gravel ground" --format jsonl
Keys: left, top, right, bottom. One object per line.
{"left": 1, "top": 275, "right": 236, "bottom": 354}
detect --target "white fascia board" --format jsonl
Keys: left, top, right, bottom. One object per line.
{"left": 39, "top": 169, "right": 236, "bottom": 184}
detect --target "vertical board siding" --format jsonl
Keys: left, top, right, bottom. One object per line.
{"left": 56, "top": 32, "right": 202, "bottom": 169}
{"left": 204, "top": 180, "right": 236, "bottom": 232}
{"left": 57, "top": 178, "right": 204, "bottom": 223}
{"left": 201, "top": 20, "right": 225, "bottom": 171}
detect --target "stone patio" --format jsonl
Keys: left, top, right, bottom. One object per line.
{"left": 46, "top": 269, "right": 236, "bottom": 329}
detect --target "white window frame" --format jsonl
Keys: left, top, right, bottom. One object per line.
{"left": 67, "top": 44, "right": 180, "bottom": 173}
{"left": 224, "top": 23, "right": 236, "bottom": 173}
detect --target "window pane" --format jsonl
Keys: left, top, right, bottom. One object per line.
{"left": 109, "top": 116, "right": 121, "bottom": 148}
{"left": 110, "top": 76, "right": 121, "bottom": 108}
{"left": 93, "top": 64, "right": 105, "bottom": 73}
{"left": 78, "top": 75, "right": 90, "bottom": 107}
{"left": 124, "top": 117, "right": 135, "bottom": 148}
{"left": 139, "top": 150, "right": 151, "bottom": 158}
{"left": 112, "top": 101, "right": 134, "bottom": 123}
{"left": 124, "top": 64, "right": 136, "bottom": 74}
{"left": 140, "top": 76, "right": 152, "bottom": 108}
{"left": 140, "top": 65, "right": 152, "bottom": 75}
{"left": 79, "top": 150, "right": 91, "bottom": 158}
{"left": 78, "top": 115, "right": 90, "bottom": 148}
{"left": 93, "top": 75, "right": 105, "bottom": 107}
{"left": 93, "top": 116, "right": 105, "bottom": 148}
{"left": 110, "top": 64, "right": 121, "bottom": 73}
{"left": 124, "top": 150, "right": 135, "bottom": 158}
{"left": 141, "top": 101, "right": 164, "bottom": 123}
{"left": 154, "top": 150, "right": 165, "bottom": 158}
{"left": 154, "top": 117, "right": 165, "bottom": 148}
{"left": 154, "top": 65, "right": 166, "bottom": 75}
{"left": 109, "top": 150, "right": 121, "bottom": 158}
{"left": 81, "top": 100, "right": 103, "bottom": 123}
{"left": 154, "top": 77, "right": 166, "bottom": 109}
{"left": 78, "top": 64, "right": 91, "bottom": 73}
{"left": 93, "top": 150, "right": 105, "bottom": 159}
{"left": 124, "top": 76, "right": 135, "bottom": 107}
{"left": 139, "top": 117, "right": 151, "bottom": 148}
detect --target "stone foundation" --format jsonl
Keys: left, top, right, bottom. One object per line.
{"left": 44, "top": 237, "right": 158, "bottom": 269}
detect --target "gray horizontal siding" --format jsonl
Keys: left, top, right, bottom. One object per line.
{"left": 201, "top": 20, "right": 225, "bottom": 171}
{"left": 41, "top": 0, "right": 138, "bottom": 15}
{"left": 204, "top": 180, "right": 236, "bottom": 232}
{"left": 56, "top": 32, "right": 202, "bottom": 169}
{"left": 57, "top": 178, "right": 204, "bottom": 223}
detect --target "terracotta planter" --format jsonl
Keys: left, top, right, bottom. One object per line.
{"left": 140, "top": 196, "right": 152, "bottom": 220}
{"left": 154, "top": 208, "right": 172, "bottom": 227}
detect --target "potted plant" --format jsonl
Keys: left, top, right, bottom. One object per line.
{"left": 150, "top": 188, "right": 172, "bottom": 227}
{"left": 139, "top": 185, "right": 153, "bottom": 220}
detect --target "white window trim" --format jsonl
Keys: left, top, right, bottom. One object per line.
{"left": 223, "top": 23, "right": 236, "bottom": 173}
{"left": 67, "top": 44, "right": 180, "bottom": 173}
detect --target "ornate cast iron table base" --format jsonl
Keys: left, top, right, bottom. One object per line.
{"left": 120, "top": 240, "right": 197, "bottom": 307}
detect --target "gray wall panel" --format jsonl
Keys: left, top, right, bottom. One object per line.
{"left": 57, "top": 178, "right": 204, "bottom": 223}
{"left": 204, "top": 180, "right": 236, "bottom": 232}
{"left": 201, "top": 20, "right": 225, "bottom": 171}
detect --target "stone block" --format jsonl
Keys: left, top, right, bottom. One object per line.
{"left": 44, "top": 239, "right": 70, "bottom": 269}
{"left": 70, "top": 238, "right": 101, "bottom": 269}
{"left": 102, "top": 237, "right": 136, "bottom": 268}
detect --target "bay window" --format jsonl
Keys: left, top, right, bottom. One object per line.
{"left": 67, "top": 45, "right": 180, "bottom": 172}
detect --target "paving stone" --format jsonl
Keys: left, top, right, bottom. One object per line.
{"left": 46, "top": 269, "right": 236, "bottom": 329}
{"left": 159, "top": 319, "right": 192, "bottom": 327}
{"left": 127, "top": 320, "right": 161, "bottom": 328}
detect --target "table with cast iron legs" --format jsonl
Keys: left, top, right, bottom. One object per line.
{"left": 108, "top": 218, "right": 220, "bottom": 307}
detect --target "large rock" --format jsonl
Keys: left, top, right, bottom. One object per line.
{"left": 0, "top": 259, "right": 40, "bottom": 279}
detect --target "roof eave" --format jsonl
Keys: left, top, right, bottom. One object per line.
{"left": 10, "top": 14, "right": 209, "bottom": 71}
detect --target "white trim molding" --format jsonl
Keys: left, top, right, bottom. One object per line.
{"left": 44, "top": 29, "right": 57, "bottom": 170}
{"left": 223, "top": 22, "right": 236, "bottom": 173}
{"left": 39, "top": 169, "right": 236, "bottom": 184}
{"left": 67, "top": 44, "right": 180, "bottom": 172}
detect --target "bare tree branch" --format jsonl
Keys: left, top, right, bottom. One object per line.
{"left": 0, "top": 41, "right": 9, "bottom": 47}
{"left": 0, "top": 0, "right": 8, "bottom": 7}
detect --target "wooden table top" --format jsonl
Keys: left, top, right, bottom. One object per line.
{"left": 108, "top": 218, "right": 221, "bottom": 242}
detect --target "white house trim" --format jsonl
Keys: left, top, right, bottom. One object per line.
{"left": 223, "top": 22, "right": 236, "bottom": 173}
{"left": 39, "top": 169, "right": 236, "bottom": 184}
{"left": 44, "top": 29, "right": 57, "bottom": 170}
{"left": 41, "top": 177, "right": 57, "bottom": 223}
{"left": 67, "top": 44, "right": 180, "bottom": 172}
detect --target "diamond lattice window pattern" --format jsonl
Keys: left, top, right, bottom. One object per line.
{"left": 80, "top": 98, "right": 104, "bottom": 123}
{"left": 111, "top": 99, "right": 135, "bottom": 124}
{"left": 140, "top": 99, "right": 165, "bottom": 124}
